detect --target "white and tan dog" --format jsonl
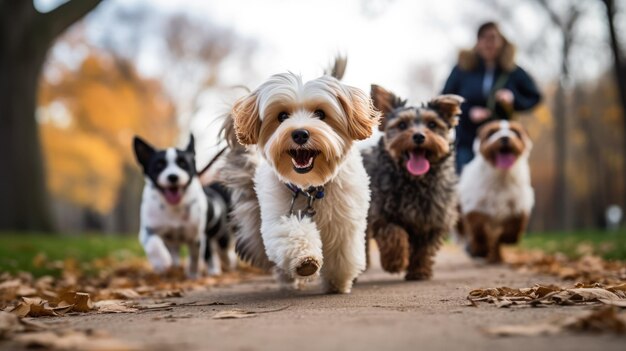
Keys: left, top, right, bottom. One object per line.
{"left": 458, "top": 120, "right": 534, "bottom": 263}
{"left": 221, "top": 70, "right": 379, "bottom": 293}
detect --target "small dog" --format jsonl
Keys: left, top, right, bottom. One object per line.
{"left": 133, "top": 135, "right": 234, "bottom": 277}
{"left": 458, "top": 120, "right": 534, "bottom": 263}
{"left": 221, "top": 69, "right": 379, "bottom": 293}
{"left": 364, "top": 85, "right": 462, "bottom": 280}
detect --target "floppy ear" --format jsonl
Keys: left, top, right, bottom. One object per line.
{"left": 133, "top": 136, "right": 155, "bottom": 171}
{"left": 232, "top": 92, "right": 261, "bottom": 145}
{"left": 428, "top": 94, "right": 464, "bottom": 127}
{"left": 509, "top": 121, "right": 533, "bottom": 150}
{"left": 185, "top": 134, "right": 195, "bottom": 154}
{"left": 370, "top": 84, "right": 406, "bottom": 131}
{"left": 337, "top": 85, "right": 381, "bottom": 140}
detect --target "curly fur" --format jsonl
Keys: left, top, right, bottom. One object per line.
{"left": 364, "top": 86, "right": 461, "bottom": 280}
{"left": 364, "top": 140, "right": 458, "bottom": 279}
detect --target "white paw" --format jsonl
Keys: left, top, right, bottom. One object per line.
{"left": 144, "top": 237, "right": 172, "bottom": 273}
{"left": 207, "top": 265, "right": 222, "bottom": 276}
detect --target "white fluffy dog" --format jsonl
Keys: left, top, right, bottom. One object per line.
{"left": 458, "top": 120, "right": 534, "bottom": 263}
{"left": 221, "top": 71, "right": 379, "bottom": 293}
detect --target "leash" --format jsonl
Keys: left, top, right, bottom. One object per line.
{"left": 285, "top": 183, "right": 325, "bottom": 219}
{"left": 198, "top": 146, "right": 228, "bottom": 178}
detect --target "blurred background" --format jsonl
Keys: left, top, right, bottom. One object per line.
{"left": 0, "top": 0, "right": 624, "bottom": 237}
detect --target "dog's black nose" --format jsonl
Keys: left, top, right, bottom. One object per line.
{"left": 167, "top": 174, "right": 179, "bottom": 184}
{"left": 413, "top": 133, "right": 425, "bottom": 145}
{"left": 501, "top": 136, "right": 510, "bottom": 145}
{"left": 292, "top": 129, "right": 310, "bottom": 145}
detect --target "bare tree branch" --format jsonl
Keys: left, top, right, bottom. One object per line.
{"left": 536, "top": 0, "right": 563, "bottom": 28}
{"left": 40, "top": 0, "right": 104, "bottom": 44}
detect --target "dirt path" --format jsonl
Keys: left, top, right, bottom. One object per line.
{"left": 6, "top": 245, "right": 625, "bottom": 351}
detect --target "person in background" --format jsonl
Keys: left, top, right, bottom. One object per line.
{"left": 443, "top": 21, "right": 542, "bottom": 173}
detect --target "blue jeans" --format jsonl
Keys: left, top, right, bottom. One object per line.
{"left": 455, "top": 145, "right": 474, "bottom": 174}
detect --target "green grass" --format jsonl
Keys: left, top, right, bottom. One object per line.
{"left": 2, "top": 230, "right": 624, "bottom": 277}
{"left": 0, "top": 233, "right": 143, "bottom": 277}
{"left": 522, "top": 230, "right": 626, "bottom": 261}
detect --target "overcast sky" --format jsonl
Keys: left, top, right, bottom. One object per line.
{"left": 35, "top": 0, "right": 614, "bottom": 162}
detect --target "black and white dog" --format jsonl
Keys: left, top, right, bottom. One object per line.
{"left": 133, "top": 135, "right": 235, "bottom": 278}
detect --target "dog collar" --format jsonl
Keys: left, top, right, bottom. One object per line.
{"left": 285, "top": 183, "right": 325, "bottom": 219}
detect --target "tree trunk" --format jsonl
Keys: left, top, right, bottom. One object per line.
{"left": 0, "top": 2, "right": 53, "bottom": 231}
{"left": 0, "top": 0, "right": 103, "bottom": 232}
{"left": 602, "top": 0, "right": 626, "bottom": 212}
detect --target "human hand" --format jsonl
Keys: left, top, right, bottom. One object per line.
{"left": 495, "top": 89, "right": 514, "bottom": 106}
{"left": 469, "top": 107, "right": 491, "bottom": 123}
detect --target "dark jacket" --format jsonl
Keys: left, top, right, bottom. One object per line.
{"left": 442, "top": 49, "right": 542, "bottom": 149}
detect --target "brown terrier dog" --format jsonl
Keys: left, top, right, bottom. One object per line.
{"left": 458, "top": 120, "right": 534, "bottom": 263}
{"left": 363, "top": 85, "right": 462, "bottom": 280}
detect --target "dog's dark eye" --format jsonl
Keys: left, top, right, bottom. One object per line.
{"left": 427, "top": 121, "right": 438, "bottom": 130}
{"left": 511, "top": 129, "right": 522, "bottom": 138}
{"left": 155, "top": 160, "right": 166, "bottom": 170}
{"left": 398, "top": 121, "right": 407, "bottom": 130}
{"left": 278, "top": 112, "right": 289, "bottom": 123}
{"left": 314, "top": 109, "right": 326, "bottom": 120}
{"left": 176, "top": 158, "right": 188, "bottom": 168}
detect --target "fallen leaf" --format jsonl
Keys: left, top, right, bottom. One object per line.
{"left": 484, "top": 323, "right": 562, "bottom": 337}
{"left": 469, "top": 284, "right": 626, "bottom": 308}
{"left": 93, "top": 300, "right": 138, "bottom": 314}
{"left": 484, "top": 307, "right": 626, "bottom": 337}
{"left": 13, "top": 329, "right": 141, "bottom": 351}
{"left": 212, "top": 306, "right": 289, "bottom": 320}
{"left": 58, "top": 292, "right": 94, "bottom": 313}
{"left": 563, "top": 307, "right": 626, "bottom": 333}
{"left": 110, "top": 289, "right": 141, "bottom": 300}
{"left": 0, "top": 311, "right": 23, "bottom": 339}
{"left": 212, "top": 309, "right": 258, "bottom": 319}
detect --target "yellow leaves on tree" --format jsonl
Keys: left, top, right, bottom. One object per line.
{"left": 39, "top": 52, "right": 178, "bottom": 214}
{"left": 42, "top": 127, "right": 123, "bottom": 213}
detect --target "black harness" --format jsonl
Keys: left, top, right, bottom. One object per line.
{"left": 285, "top": 183, "right": 325, "bottom": 219}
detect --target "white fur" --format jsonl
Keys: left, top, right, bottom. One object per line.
{"left": 459, "top": 122, "right": 534, "bottom": 220}
{"left": 255, "top": 147, "right": 370, "bottom": 293}
{"left": 157, "top": 148, "right": 191, "bottom": 188}
{"left": 138, "top": 176, "right": 207, "bottom": 278}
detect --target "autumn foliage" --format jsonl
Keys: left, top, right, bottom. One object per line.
{"left": 38, "top": 51, "right": 178, "bottom": 215}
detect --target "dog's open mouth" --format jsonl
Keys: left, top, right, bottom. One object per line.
{"left": 494, "top": 147, "right": 517, "bottom": 170}
{"left": 163, "top": 186, "right": 183, "bottom": 205}
{"left": 288, "top": 149, "right": 320, "bottom": 174}
{"left": 405, "top": 149, "right": 430, "bottom": 176}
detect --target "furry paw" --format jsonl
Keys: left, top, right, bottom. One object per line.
{"left": 375, "top": 225, "right": 409, "bottom": 273}
{"left": 144, "top": 236, "right": 172, "bottom": 273}
{"left": 323, "top": 279, "right": 353, "bottom": 294}
{"left": 206, "top": 265, "right": 223, "bottom": 276}
{"left": 404, "top": 271, "right": 432, "bottom": 281}
{"left": 294, "top": 256, "right": 321, "bottom": 278}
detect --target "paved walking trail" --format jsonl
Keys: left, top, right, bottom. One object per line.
{"left": 9, "top": 245, "right": 626, "bottom": 351}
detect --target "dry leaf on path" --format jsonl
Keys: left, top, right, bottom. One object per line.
{"left": 10, "top": 297, "right": 73, "bottom": 318}
{"left": 484, "top": 307, "right": 626, "bottom": 337}
{"left": 58, "top": 292, "right": 94, "bottom": 313}
{"left": 484, "top": 323, "right": 562, "bottom": 337}
{"left": 212, "top": 306, "right": 290, "bottom": 320}
{"left": 93, "top": 300, "right": 139, "bottom": 314}
{"left": 212, "top": 309, "right": 258, "bottom": 319}
{"left": 13, "top": 329, "right": 141, "bottom": 351}
{"left": 469, "top": 283, "right": 626, "bottom": 308}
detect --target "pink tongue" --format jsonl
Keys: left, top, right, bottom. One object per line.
{"left": 164, "top": 189, "right": 182, "bottom": 205}
{"left": 495, "top": 153, "right": 517, "bottom": 169}
{"left": 406, "top": 152, "right": 430, "bottom": 176}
